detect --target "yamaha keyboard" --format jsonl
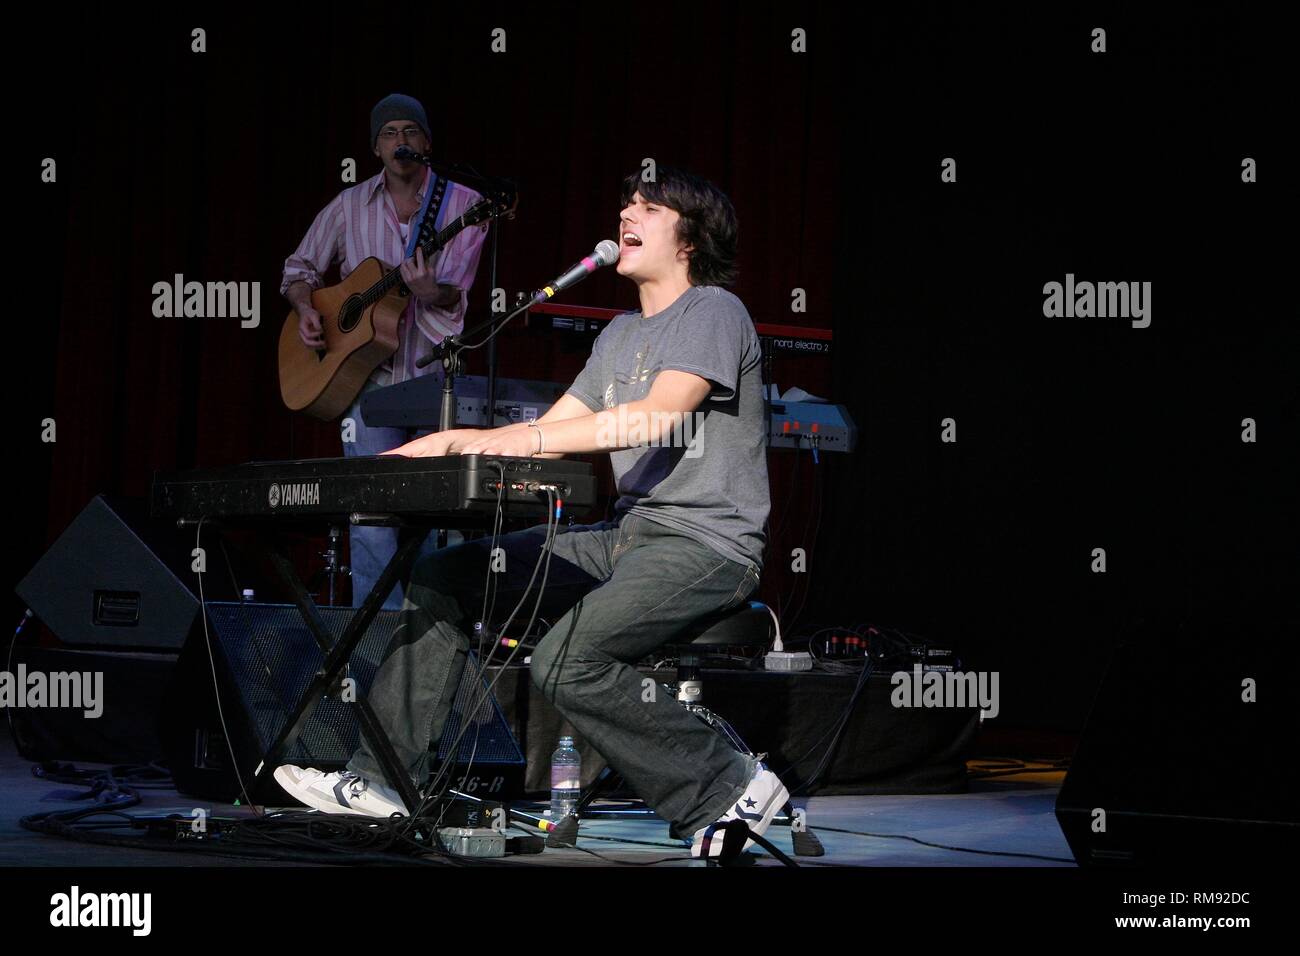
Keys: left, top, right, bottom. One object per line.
{"left": 151, "top": 455, "right": 596, "bottom": 525}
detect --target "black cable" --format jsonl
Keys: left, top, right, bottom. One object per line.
{"left": 439, "top": 489, "right": 554, "bottom": 760}
{"left": 19, "top": 806, "right": 525, "bottom": 867}
{"left": 431, "top": 489, "right": 560, "bottom": 827}
{"left": 769, "top": 440, "right": 805, "bottom": 545}
{"left": 772, "top": 619, "right": 952, "bottom": 791}
{"left": 559, "top": 843, "right": 695, "bottom": 867}
{"left": 808, "top": 824, "right": 1076, "bottom": 864}
{"left": 769, "top": 442, "right": 807, "bottom": 627}
{"left": 230, "top": 810, "right": 491, "bottom": 865}
{"left": 443, "top": 488, "right": 558, "bottom": 803}
{"left": 432, "top": 723, "right": 483, "bottom": 832}
{"left": 784, "top": 452, "right": 825, "bottom": 634}
{"left": 314, "top": 468, "right": 511, "bottom": 858}
{"left": 438, "top": 459, "right": 508, "bottom": 833}
{"left": 478, "top": 461, "right": 508, "bottom": 656}
{"left": 790, "top": 624, "right": 870, "bottom": 670}
{"left": 741, "top": 827, "right": 800, "bottom": 867}
{"left": 798, "top": 621, "right": 929, "bottom": 671}
{"left": 193, "top": 517, "right": 263, "bottom": 817}
{"left": 520, "top": 825, "right": 690, "bottom": 853}
{"left": 6, "top": 609, "right": 34, "bottom": 747}
{"left": 776, "top": 465, "right": 815, "bottom": 631}
{"left": 539, "top": 822, "right": 797, "bottom": 866}
{"left": 31, "top": 762, "right": 173, "bottom": 791}
{"left": 782, "top": 656, "right": 874, "bottom": 794}
{"left": 455, "top": 299, "right": 533, "bottom": 353}
{"left": 400, "top": 489, "right": 558, "bottom": 830}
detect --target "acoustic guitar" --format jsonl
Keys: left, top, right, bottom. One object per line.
{"left": 278, "top": 187, "right": 516, "bottom": 421}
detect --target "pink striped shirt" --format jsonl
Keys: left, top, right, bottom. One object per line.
{"left": 280, "top": 166, "right": 489, "bottom": 386}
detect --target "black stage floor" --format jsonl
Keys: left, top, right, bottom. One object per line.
{"left": 0, "top": 732, "right": 1075, "bottom": 868}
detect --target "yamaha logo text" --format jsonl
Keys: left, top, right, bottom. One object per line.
{"left": 268, "top": 482, "right": 321, "bottom": 508}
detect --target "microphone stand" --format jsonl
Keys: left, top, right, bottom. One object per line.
{"left": 396, "top": 149, "right": 524, "bottom": 435}
{"left": 428, "top": 297, "right": 540, "bottom": 435}
{"left": 420, "top": 300, "right": 536, "bottom": 551}
{"left": 396, "top": 148, "right": 520, "bottom": 548}
{"left": 394, "top": 147, "right": 516, "bottom": 199}
{"left": 486, "top": 220, "right": 500, "bottom": 431}
{"left": 425, "top": 240, "right": 616, "bottom": 429}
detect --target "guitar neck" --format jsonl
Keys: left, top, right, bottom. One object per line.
{"left": 372, "top": 206, "right": 480, "bottom": 299}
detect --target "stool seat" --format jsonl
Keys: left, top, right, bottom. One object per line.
{"left": 676, "top": 601, "right": 773, "bottom": 648}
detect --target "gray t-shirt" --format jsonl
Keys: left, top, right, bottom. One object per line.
{"left": 566, "top": 285, "right": 770, "bottom": 572}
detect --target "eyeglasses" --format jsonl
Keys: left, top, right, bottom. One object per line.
{"left": 378, "top": 126, "right": 424, "bottom": 140}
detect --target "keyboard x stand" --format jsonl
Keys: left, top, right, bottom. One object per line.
{"left": 252, "top": 514, "right": 432, "bottom": 815}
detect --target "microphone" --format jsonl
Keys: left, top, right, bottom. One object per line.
{"left": 530, "top": 240, "right": 620, "bottom": 304}
{"left": 414, "top": 240, "right": 620, "bottom": 369}
{"left": 393, "top": 145, "right": 428, "bottom": 164}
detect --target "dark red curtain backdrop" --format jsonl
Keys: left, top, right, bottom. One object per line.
{"left": 26, "top": 3, "right": 843, "bottom": 619}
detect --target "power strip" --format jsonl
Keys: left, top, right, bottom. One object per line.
{"left": 764, "top": 651, "right": 813, "bottom": 671}
{"left": 437, "top": 827, "right": 505, "bottom": 858}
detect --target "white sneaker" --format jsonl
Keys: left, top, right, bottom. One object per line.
{"left": 691, "top": 761, "right": 790, "bottom": 858}
{"left": 273, "top": 765, "right": 408, "bottom": 819}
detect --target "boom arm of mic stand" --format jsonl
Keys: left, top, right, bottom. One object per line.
{"left": 396, "top": 150, "right": 517, "bottom": 203}
{"left": 427, "top": 298, "right": 537, "bottom": 432}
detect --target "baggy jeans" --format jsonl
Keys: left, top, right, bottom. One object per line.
{"left": 346, "top": 511, "right": 763, "bottom": 839}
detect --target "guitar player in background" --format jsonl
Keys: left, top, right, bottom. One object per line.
{"left": 280, "top": 92, "right": 489, "bottom": 610}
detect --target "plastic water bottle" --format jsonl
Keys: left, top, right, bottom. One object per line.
{"left": 549, "top": 736, "right": 581, "bottom": 820}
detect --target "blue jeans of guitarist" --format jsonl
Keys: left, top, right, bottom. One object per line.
{"left": 345, "top": 512, "right": 762, "bottom": 840}
{"left": 343, "top": 376, "right": 457, "bottom": 610}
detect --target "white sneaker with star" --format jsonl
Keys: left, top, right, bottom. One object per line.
{"left": 691, "top": 761, "right": 790, "bottom": 858}
{"left": 273, "top": 765, "right": 408, "bottom": 818}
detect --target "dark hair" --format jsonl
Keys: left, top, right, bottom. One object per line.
{"left": 620, "top": 166, "right": 739, "bottom": 287}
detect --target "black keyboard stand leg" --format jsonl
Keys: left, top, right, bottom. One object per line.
{"left": 253, "top": 526, "right": 431, "bottom": 817}
{"left": 575, "top": 766, "right": 620, "bottom": 815}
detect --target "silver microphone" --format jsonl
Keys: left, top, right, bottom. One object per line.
{"left": 532, "top": 240, "right": 621, "bottom": 303}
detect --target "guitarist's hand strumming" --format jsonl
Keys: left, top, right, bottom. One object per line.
{"left": 297, "top": 306, "right": 325, "bottom": 349}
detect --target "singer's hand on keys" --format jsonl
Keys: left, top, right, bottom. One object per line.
{"left": 458, "top": 425, "right": 539, "bottom": 458}
{"left": 400, "top": 246, "right": 439, "bottom": 301}
{"left": 298, "top": 307, "right": 325, "bottom": 348}
{"left": 383, "top": 429, "right": 475, "bottom": 458}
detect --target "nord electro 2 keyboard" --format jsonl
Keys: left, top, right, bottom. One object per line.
{"left": 529, "top": 302, "right": 833, "bottom": 354}
{"left": 151, "top": 454, "right": 596, "bottom": 525}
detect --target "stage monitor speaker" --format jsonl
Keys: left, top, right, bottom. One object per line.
{"left": 15, "top": 494, "right": 225, "bottom": 651}
{"left": 1055, "top": 611, "right": 1299, "bottom": 866}
{"left": 162, "top": 602, "right": 526, "bottom": 805}
{"left": 6, "top": 645, "right": 177, "bottom": 765}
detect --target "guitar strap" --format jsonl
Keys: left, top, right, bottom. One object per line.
{"left": 397, "top": 169, "right": 452, "bottom": 383}
{"left": 404, "top": 168, "right": 451, "bottom": 259}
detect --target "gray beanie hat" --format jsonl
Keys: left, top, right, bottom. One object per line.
{"left": 370, "top": 93, "right": 432, "bottom": 146}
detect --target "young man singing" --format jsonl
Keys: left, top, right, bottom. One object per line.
{"left": 275, "top": 166, "right": 788, "bottom": 857}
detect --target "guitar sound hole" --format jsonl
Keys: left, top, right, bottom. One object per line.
{"left": 337, "top": 295, "right": 364, "bottom": 334}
